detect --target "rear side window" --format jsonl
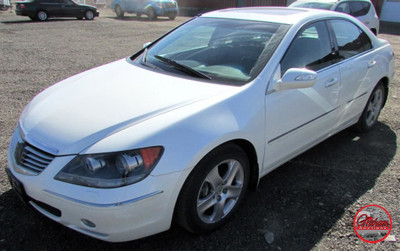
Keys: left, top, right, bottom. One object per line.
{"left": 330, "top": 19, "right": 372, "bottom": 60}
{"left": 335, "top": 1, "right": 371, "bottom": 17}
{"left": 350, "top": 1, "right": 370, "bottom": 17}
{"left": 280, "top": 21, "right": 335, "bottom": 74}
{"left": 335, "top": 2, "right": 350, "bottom": 14}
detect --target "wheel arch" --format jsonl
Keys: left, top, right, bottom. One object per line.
{"left": 177, "top": 138, "right": 260, "bottom": 196}
{"left": 379, "top": 77, "right": 389, "bottom": 107}
{"left": 172, "top": 139, "right": 260, "bottom": 231}
{"left": 226, "top": 139, "right": 259, "bottom": 189}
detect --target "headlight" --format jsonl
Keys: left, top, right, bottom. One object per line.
{"left": 55, "top": 146, "right": 163, "bottom": 188}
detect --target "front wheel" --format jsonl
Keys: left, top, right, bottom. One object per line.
{"left": 147, "top": 8, "right": 156, "bottom": 20}
{"left": 168, "top": 12, "right": 176, "bottom": 20}
{"left": 85, "top": 10, "right": 94, "bottom": 20}
{"left": 355, "top": 82, "right": 385, "bottom": 132}
{"left": 115, "top": 5, "right": 124, "bottom": 18}
{"left": 175, "top": 144, "right": 250, "bottom": 233}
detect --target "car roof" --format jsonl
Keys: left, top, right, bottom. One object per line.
{"left": 201, "top": 7, "right": 351, "bottom": 25}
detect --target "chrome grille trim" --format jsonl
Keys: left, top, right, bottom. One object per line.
{"left": 24, "top": 145, "right": 54, "bottom": 161}
{"left": 14, "top": 141, "right": 55, "bottom": 175}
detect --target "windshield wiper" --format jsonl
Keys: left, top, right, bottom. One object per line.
{"left": 154, "top": 55, "right": 211, "bottom": 80}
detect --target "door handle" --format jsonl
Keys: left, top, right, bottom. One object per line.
{"left": 325, "top": 77, "right": 338, "bottom": 87}
{"left": 368, "top": 60, "right": 376, "bottom": 68}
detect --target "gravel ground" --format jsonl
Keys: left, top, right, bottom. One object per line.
{"left": 1, "top": 9, "right": 400, "bottom": 251}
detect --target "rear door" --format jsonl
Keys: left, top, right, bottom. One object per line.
{"left": 41, "top": 0, "right": 64, "bottom": 16}
{"left": 328, "top": 19, "right": 379, "bottom": 126}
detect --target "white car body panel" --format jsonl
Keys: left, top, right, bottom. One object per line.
{"left": 7, "top": 7, "right": 395, "bottom": 242}
{"left": 20, "top": 59, "right": 235, "bottom": 155}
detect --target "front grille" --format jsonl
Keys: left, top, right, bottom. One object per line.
{"left": 14, "top": 141, "right": 55, "bottom": 175}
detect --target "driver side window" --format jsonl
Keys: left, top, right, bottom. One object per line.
{"left": 280, "top": 21, "right": 335, "bottom": 75}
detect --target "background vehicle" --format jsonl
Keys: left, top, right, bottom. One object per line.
{"left": 289, "top": 0, "right": 380, "bottom": 34}
{"left": 15, "top": 0, "right": 99, "bottom": 21}
{"left": 111, "top": 0, "right": 178, "bottom": 20}
{"left": 0, "top": 0, "right": 11, "bottom": 11}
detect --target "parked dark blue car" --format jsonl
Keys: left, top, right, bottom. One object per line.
{"left": 111, "top": 0, "right": 178, "bottom": 20}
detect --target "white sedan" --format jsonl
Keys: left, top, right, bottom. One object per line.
{"left": 6, "top": 7, "right": 395, "bottom": 242}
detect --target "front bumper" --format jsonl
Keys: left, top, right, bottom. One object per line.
{"left": 156, "top": 7, "right": 178, "bottom": 16}
{"left": 6, "top": 129, "right": 186, "bottom": 242}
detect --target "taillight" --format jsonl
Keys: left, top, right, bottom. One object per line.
{"left": 19, "top": 4, "right": 26, "bottom": 9}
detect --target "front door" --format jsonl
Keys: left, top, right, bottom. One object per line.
{"left": 60, "top": 0, "right": 81, "bottom": 17}
{"left": 263, "top": 20, "right": 341, "bottom": 172}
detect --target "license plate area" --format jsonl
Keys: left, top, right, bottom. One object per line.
{"left": 5, "top": 168, "right": 29, "bottom": 204}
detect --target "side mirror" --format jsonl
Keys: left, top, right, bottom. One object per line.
{"left": 143, "top": 42, "right": 152, "bottom": 48}
{"left": 272, "top": 68, "right": 318, "bottom": 92}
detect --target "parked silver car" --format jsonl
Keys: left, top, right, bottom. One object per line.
{"left": 289, "top": 0, "right": 380, "bottom": 34}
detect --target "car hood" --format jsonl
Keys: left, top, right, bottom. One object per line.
{"left": 20, "top": 59, "right": 235, "bottom": 155}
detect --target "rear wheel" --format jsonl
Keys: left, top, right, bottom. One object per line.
{"left": 136, "top": 13, "right": 142, "bottom": 18}
{"left": 36, "top": 10, "right": 48, "bottom": 21}
{"left": 355, "top": 82, "right": 385, "bottom": 132}
{"left": 115, "top": 5, "right": 124, "bottom": 18}
{"left": 175, "top": 144, "right": 250, "bottom": 233}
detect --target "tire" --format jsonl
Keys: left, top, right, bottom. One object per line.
{"left": 175, "top": 144, "right": 250, "bottom": 233}
{"left": 168, "top": 12, "right": 176, "bottom": 20}
{"left": 85, "top": 10, "right": 94, "bottom": 20}
{"left": 36, "top": 10, "right": 48, "bottom": 21}
{"left": 76, "top": 17, "right": 83, "bottom": 20}
{"left": 355, "top": 82, "right": 385, "bottom": 132}
{"left": 136, "top": 13, "right": 142, "bottom": 18}
{"left": 115, "top": 5, "right": 124, "bottom": 18}
{"left": 146, "top": 7, "right": 156, "bottom": 20}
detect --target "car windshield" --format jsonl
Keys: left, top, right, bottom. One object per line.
{"left": 290, "top": 2, "right": 335, "bottom": 10}
{"left": 133, "top": 17, "right": 289, "bottom": 85}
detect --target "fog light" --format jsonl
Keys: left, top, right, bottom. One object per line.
{"left": 81, "top": 219, "right": 96, "bottom": 228}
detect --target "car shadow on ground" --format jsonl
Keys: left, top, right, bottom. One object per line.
{"left": 106, "top": 16, "right": 173, "bottom": 22}
{"left": 1, "top": 18, "right": 91, "bottom": 24}
{"left": 0, "top": 123, "right": 396, "bottom": 250}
